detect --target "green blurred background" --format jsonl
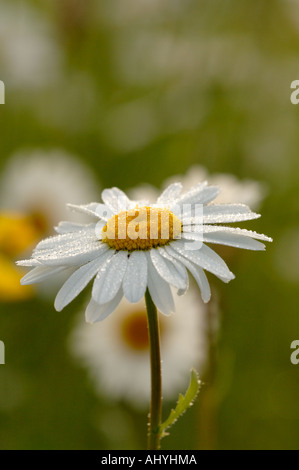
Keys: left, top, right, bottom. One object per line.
{"left": 0, "top": 0, "right": 299, "bottom": 450}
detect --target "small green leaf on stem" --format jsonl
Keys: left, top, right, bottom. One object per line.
{"left": 159, "top": 369, "right": 201, "bottom": 438}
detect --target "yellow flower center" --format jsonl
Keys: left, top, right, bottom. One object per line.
{"left": 102, "top": 206, "right": 182, "bottom": 251}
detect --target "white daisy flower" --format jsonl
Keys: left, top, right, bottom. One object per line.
{"left": 18, "top": 182, "right": 272, "bottom": 320}
{"left": 69, "top": 289, "right": 206, "bottom": 407}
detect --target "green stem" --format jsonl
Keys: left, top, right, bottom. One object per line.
{"left": 145, "top": 288, "right": 162, "bottom": 450}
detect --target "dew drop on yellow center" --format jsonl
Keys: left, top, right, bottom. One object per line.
{"left": 101, "top": 206, "right": 182, "bottom": 251}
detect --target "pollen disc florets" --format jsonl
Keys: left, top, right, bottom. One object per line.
{"left": 102, "top": 206, "right": 182, "bottom": 251}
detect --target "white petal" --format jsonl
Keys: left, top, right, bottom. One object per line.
{"left": 156, "top": 183, "right": 183, "bottom": 205}
{"left": 94, "top": 203, "right": 114, "bottom": 221}
{"left": 157, "top": 247, "right": 189, "bottom": 295}
{"left": 165, "top": 245, "right": 211, "bottom": 302}
{"left": 175, "top": 182, "right": 220, "bottom": 206}
{"left": 146, "top": 253, "right": 175, "bottom": 315}
{"left": 36, "top": 244, "right": 108, "bottom": 266}
{"left": 92, "top": 250, "right": 128, "bottom": 304}
{"left": 94, "top": 220, "right": 108, "bottom": 240}
{"left": 54, "top": 221, "right": 95, "bottom": 234}
{"left": 101, "top": 187, "right": 133, "bottom": 213}
{"left": 67, "top": 202, "right": 102, "bottom": 218}
{"left": 35, "top": 226, "right": 96, "bottom": 250}
{"left": 16, "top": 259, "right": 41, "bottom": 267}
{"left": 169, "top": 239, "right": 235, "bottom": 281}
{"left": 184, "top": 263, "right": 211, "bottom": 302}
{"left": 203, "top": 204, "right": 260, "bottom": 224}
{"left": 201, "top": 232, "right": 266, "bottom": 250}
{"left": 54, "top": 255, "right": 107, "bottom": 311}
{"left": 182, "top": 225, "right": 272, "bottom": 250}
{"left": 184, "top": 224, "right": 272, "bottom": 242}
{"left": 33, "top": 241, "right": 109, "bottom": 267}
{"left": 182, "top": 204, "right": 260, "bottom": 224}
{"left": 122, "top": 251, "right": 148, "bottom": 303}
{"left": 85, "top": 290, "right": 123, "bottom": 323}
{"left": 20, "top": 266, "right": 69, "bottom": 285}
{"left": 150, "top": 248, "right": 187, "bottom": 290}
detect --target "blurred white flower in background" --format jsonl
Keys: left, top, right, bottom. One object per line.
{"left": 0, "top": 1, "right": 62, "bottom": 89}
{"left": 129, "top": 165, "right": 265, "bottom": 210}
{"left": 0, "top": 150, "right": 99, "bottom": 229}
{"left": 69, "top": 289, "right": 207, "bottom": 407}
{"left": 163, "top": 166, "right": 266, "bottom": 209}
{"left": 0, "top": 150, "right": 99, "bottom": 300}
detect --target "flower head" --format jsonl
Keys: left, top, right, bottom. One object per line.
{"left": 18, "top": 183, "right": 272, "bottom": 321}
